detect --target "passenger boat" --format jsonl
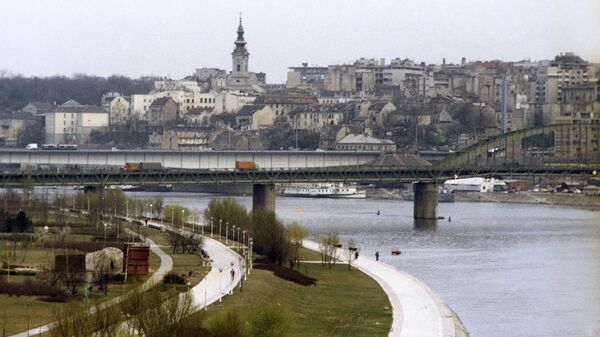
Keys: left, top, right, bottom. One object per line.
{"left": 280, "top": 183, "right": 366, "bottom": 199}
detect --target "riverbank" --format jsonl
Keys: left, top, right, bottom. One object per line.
{"left": 303, "top": 240, "right": 469, "bottom": 337}
{"left": 367, "top": 187, "right": 600, "bottom": 207}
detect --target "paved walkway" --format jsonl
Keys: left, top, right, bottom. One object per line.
{"left": 11, "top": 231, "right": 173, "bottom": 337}
{"left": 303, "top": 240, "right": 456, "bottom": 337}
{"left": 149, "top": 221, "right": 245, "bottom": 311}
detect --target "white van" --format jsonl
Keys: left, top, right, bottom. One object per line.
{"left": 25, "top": 143, "right": 38, "bottom": 150}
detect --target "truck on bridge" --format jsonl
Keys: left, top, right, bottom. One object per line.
{"left": 121, "top": 162, "right": 164, "bottom": 172}
{"left": 235, "top": 161, "right": 258, "bottom": 171}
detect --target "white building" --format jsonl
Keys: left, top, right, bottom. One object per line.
{"left": 443, "top": 177, "right": 505, "bottom": 193}
{"left": 45, "top": 101, "right": 108, "bottom": 144}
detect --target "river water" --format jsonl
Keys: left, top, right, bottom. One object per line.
{"left": 40, "top": 189, "right": 600, "bottom": 337}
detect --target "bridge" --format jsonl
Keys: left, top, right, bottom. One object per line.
{"left": 0, "top": 124, "right": 598, "bottom": 224}
{"left": 0, "top": 149, "right": 379, "bottom": 170}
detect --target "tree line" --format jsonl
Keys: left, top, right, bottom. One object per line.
{"left": 0, "top": 74, "right": 155, "bottom": 112}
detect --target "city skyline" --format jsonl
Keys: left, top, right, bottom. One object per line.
{"left": 1, "top": 0, "right": 600, "bottom": 83}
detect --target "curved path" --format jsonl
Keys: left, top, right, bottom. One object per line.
{"left": 150, "top": 221, "right": 245, "bottom": 311}
{"left": 11, "top": 234, "right": 173, "bottom": 337}
{"left": 303, "top": 240, "right": 457, "bottom": 337}
{"left": 188, "top": 236, "right": 244, "bottom": 309}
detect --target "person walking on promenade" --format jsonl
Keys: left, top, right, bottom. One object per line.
{"left": 375, "top": 251, "right": 379, "bottom": 261}
{"left": 355, "top": 251, "right": 359, "bottom": 260}
{"left": 230, "top": 268, "right": 235, "bottom": 282}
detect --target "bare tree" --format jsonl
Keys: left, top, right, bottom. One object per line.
{"left": 287, "top": 222, "right": 309, "bottom": 270}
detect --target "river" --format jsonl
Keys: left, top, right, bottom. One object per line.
{"left": 39, "top": 189, "right": 600, "bottom": 337}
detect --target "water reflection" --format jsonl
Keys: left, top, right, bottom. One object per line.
{"left": 413, "top": 218, "right": 438, "bottom": 230}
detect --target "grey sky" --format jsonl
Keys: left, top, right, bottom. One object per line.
{"left": 1, "top": 0, "right": 599, "bottom": 83}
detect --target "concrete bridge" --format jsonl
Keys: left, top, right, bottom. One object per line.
{"left": 1, "top": 124, "right": 598, "bottom": 224}
{"left": 0, "top": 164, "right": 595, "bottom": 226}
{"left": 0, "top": 149, "right": 379, "bottom": 170}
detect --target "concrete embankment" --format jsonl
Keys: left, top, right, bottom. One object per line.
{"left": 453, "top": 191, "right": 600, "bottom": 208}
{"left": 303, "top": 240, "right": 469, "bottom": 337}
{"left": 367, "top": 187, "right": 600, "bottom": 208}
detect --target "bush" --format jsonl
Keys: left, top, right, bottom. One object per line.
{"left": 0, "top": 277, "right": 61, "bottom": 297}
{"left": 249, "top": 304, "right": 292, "bottom": 337}
{"left": 207, "top": 310, "right": 247, "bottom": 337}
{"left": 251, "top": 211, "right": 289, "bottom": 266}
{"left": 163, "top": 271, "right": 186, "bottom": 285}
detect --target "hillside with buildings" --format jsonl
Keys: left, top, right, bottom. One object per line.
{"left": 0, "top": 19, "right": 598, "bottom": 156}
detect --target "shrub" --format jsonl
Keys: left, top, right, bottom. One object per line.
{"left": 249, "top": 304, "right": 292, "bottom": 337}
{"left": 207, "top": 310, "right": 247, "bottom": 337}
{"left": 163, "top": 271, "right": 186, "bottom": 285}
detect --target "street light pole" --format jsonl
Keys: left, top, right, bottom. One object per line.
{"left": 226, "top": 222, "right": 229, "bottom": 245}
{"left": 210, "top": 217, "right": 213, "bottom": 238}
{"left": 219, "top": 219, "right": 222, "bottom": 239}
{"left": 218, "top": 267, "right": 223, "bottom": 302}
{"left": 181, "top": 210, "right": 185, "bottom": 231}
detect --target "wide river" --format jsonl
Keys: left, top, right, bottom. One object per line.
{"left": 43, "top": 189, "right": 600, "bottom": 337}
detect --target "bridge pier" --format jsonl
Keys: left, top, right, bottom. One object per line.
{"left": 252, "top": 184, "right": 276, "bottom": 214}
{"left": 413, "top": 182, "right": 438, "bottom": 221}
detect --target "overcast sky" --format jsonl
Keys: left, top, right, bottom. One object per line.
{"left": 1, "top": 0, "right": 599, "bottom": 83}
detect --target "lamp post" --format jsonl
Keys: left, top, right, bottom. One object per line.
{"left": 210, "top": 217, "right": 213, "bottom": 238}
{"left": 232, "top": 225, "right": 236, "bottom": 244}
{"left": 237, "top": 227, "right": 241, "bottom": 249}
{"left": 103, "top": 223, "right": 108, "bottom": 247}
{"left": 242, "top": 230, "right": 246, "bottom": 252}
{"left": 149, "top": 203, "right": 153, "bottom": 219}
{"left": 225, "top": 222, "right": 229, "bottom": 245}
{"left": 248, "top": 238, "right": 253, "bottom": 274}
{"left": 219, "top": 219, "right": 222, "bottom": 240}
{"left": 125, "top": 199, "right": 128, "bottom": 218}
{"left": 181, "top": 209, "right": 185, "bottom": 231}
{"left": 218, "top": 267, "right": 223, "bottom": 302}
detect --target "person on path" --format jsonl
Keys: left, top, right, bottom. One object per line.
{"left": 375, "top": 251, "right": 379, "bottom": 261}
{"left": 230, "top": 268, "right": 235, "bottom": 282}
{"left": 355, "top": 251, "right": 359, "bottom": 260}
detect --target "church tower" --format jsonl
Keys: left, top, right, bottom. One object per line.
{"left": 232, "top": 16, "right": 249, "bottom": 75}
{"left": 226, "top": 15, "right": 254, "bottom": 90}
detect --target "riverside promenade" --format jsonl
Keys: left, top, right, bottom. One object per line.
{"left": 303, "top": 240, "right": 464, "bottom": 337}
{"left": 154, "top": 221, "right": 244, "bottom": 310}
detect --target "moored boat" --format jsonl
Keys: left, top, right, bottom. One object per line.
{"left": 280, "top": 183, "right": 366, "bottom": 199}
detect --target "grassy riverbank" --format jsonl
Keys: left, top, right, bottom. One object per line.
{"left": 199, "top": 250, "right": 392, "bottom": 337}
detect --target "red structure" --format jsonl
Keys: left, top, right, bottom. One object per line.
{"left": 123, "top": 244, "right": 150, "bottom": 276}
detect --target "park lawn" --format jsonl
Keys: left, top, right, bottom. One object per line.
{"left": 202, "top": 262, "right": 392, "bottom": 337}
{"left": 133, "top": 225, "right": 209, "bottom": 287}
{"left": 0, "top": 247, "right": 161, "bottom": 336}
{"left": 298, "top": 246, "right": 323, "bottom": 261}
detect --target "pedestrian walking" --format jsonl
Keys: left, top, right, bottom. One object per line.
{"left": 355, "top": 251, "right": 359, "bottom": 260}
{"left": 230, "top": 268, "right": 235, "bottom": 281}
{"left": 375, "top": 251, "right": 379, "bottom": 261}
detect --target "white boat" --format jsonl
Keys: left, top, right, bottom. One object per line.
{"left": 280, "top": 183, "right": 366, "bottom": 199}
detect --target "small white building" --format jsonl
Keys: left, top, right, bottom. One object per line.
{"left": 443, "top": 177, "right": 505, "bottom": 193}
{"left": 45, "top": 100, "right": 108, "bottom": 144}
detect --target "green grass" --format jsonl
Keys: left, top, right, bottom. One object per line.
{"left": 127, "top": 225, "right": 210, "bottom": 287}
{"left": 0, "top": 253, "right": 157, "bottom": 335}
{"left": 200, "top": 262, "right": 392, "bottom": 337}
